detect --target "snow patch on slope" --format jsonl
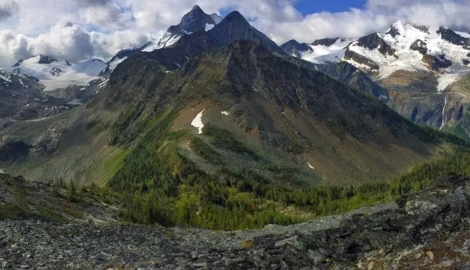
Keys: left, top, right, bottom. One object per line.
{"left": 108, "top": 56, "right": 127, "bottom": 71}
{"left": 205, "top": 23, "right": 215, "bottom": 31}
{"left": 0, "top": 74, "right": 12, "bottom": 83}
{"left": 191, "top": 109, "right": 205, "bottom": 134}
{"left": 455, "top": 31, "right": 470, "bottom": 38}
{"left": 143, "top": 33, "right": 181, "bottom": 52}
{"left": 440, "top": 95, "right": 447, "bottom": 130}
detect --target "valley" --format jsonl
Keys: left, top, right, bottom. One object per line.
{"left": 1, "top": 3, "right": 470, "bottom": 269}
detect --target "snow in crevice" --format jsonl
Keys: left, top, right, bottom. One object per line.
{"left": 440, "top": 95, "right": 447, "bottom": 130}
{"left": 98, "top": 79, "right": 109, "bottom": 89}
{"left": 0, "top": 74, "right": 12, "bottom": 83}
{"left": 67, "top": 99, "right": 83, "bottom": 106}
{"left": 307, "top": 162, "right": 315, "bottom": 169}
{"left": 191, "top": 109, "right": 205, "bottom": 134}
{"left": 221, "top": 111, "right": 230, "bottom": 116}
{"left": 252, "top": 86, "right": 258, "bottom": 92}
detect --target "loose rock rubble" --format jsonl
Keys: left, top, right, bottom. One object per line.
{"left": 1, "top": 173, "right": 470, "bottom": 269}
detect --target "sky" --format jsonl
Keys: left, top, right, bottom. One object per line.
{"left": 0, "top": 0, "right": 469, "bottom": 67}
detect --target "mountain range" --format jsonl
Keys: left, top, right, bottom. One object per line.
{"left": 0, "top": 5, "right": 464, "bottom": 186}
{"left": 3, "top": 8, "right": 470, "bottom": 139}
{"left": 2, "top": 5, "right": 470, "bottom": 269}
{"left": 282, "top": 21, "right": 470, "bottom": 133}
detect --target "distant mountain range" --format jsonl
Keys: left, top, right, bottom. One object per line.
{"left": 0, "top": 5, "right": 463, "bottom": 188}
{"left": 3, "top": 8, "right": 470, "bottom": 135}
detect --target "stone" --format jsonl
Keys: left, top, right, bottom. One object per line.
{"left": 426, "top": 251, "right": 434, "bottom": 261}
{"left": 307, "top": 249, "right": 325, "bottom": 265}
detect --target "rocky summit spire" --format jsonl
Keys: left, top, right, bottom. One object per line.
{"left": 191, "top": 5, "right": 203, "bottom": 12}
{"left": 208, "top": 11, "right": 286, "bottom": 55}
{"left": 167, "top": 5, "right": 216, "bottom": 35}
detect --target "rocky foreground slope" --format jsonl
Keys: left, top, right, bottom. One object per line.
{"left": 1, "top": 173, "right": 470, "bottom": 269}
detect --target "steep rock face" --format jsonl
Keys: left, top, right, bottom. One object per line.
{"left": 387, "top": 91, "right": 467, "bottom": 131}
{"left": 168, "top": 5, "right": 217, "bottom": 35}
{"left": 314, "top": 61, "right": 389, "bottom": 100}
{"left": 382, "top": 69, "right": 467, "bottom": 130}
{"left": 208, "top": 11, "right": 285, "bottom": 55}
{"left": 312, "top": 37, "right": 341, "bottom": 47}
{"left": 37, "top": 55, "right": 58, "bottom": 64}
{"left": 422, "top": 54, "right": 452, "bottom": 71}
{"left": 356, "top": 33, "right": 396, "bottom": 56}
{"left": 379, "top": 70, "right": 438, "bottom": 93}
{"left": 410, "top": 39, "right": 428, "bottom": 54}
{"left": 438, "top": 27, "right": 470, "bottom": 46}
{"left": 280, "top": 39, "right": 312, "bottom": 57}
{"left": 132, "top": 5, "right": 221, "bottom": 55}
{"left": 344, "top": 48, "right": 381, "bottom": 71}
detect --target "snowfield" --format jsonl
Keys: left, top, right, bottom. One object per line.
{"left": 298, "top": 21, "right": 470, "bottom": 91}
{"left": 8, "top": 56, "right": 107, "bottom": 91}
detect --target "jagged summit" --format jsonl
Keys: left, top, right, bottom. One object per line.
{"left": 38, "top": 55, "right": 58, "bottom": 65}
{"left": 191, "top": 4, "right": 203, "bottom": 11}
{"left": 223, "top": 10, "right": 245, "bottom": 20}
{"left": 208, "top": 11, "right": 285, "bottom": 55}
{"left": 143, "top": 5, "right": 221, "bottom": 52}
{"left": 280, "top": 39, "right": 312, "bottom": 57}
{"left": 312, "top": 37, "right": 342, "bottom": 47}
{"left": 168, "top": 4, "right": 216, "bottom": 35}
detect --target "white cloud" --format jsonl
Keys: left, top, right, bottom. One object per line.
{"left": 0, "top": 0, "right": 470, "bottom": 68}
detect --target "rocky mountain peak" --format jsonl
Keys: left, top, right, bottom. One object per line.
{"left": 356, "top": 33, "right": 395, "bottom": 56}
{"left": 437, "top": 27, "right": 470, "bottom": 46}
{"left": 386, "top": 21, "right": 429, "bottom": 38}
{"left": 167, "top": 5, "right": 216, "bottom": 35}
{"left": 12, "top": 59, "right": 23, "bottom": 67}
{"left": 280, "top": 39, "right": 312, "bottom": 57}
{"left": 208, "top": 11, "right": 285, "bottom": 55}
{"left": 191, "top": 4, "right": 203, "bottom": 12}
{"left": 38, "top": 55, "right": 58, "bottom": 64}
{"left": 312, "top": 37, "right": 341, "bottom": 47}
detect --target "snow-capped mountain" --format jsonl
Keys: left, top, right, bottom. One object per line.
{"left": 0, "top": 69, "right": 79, "bottom": 129}
{"left": 10, "top": 55, "right": 107, "bottom": 91}
{"left": 143, "top": 5, "right": 222, "bottom": 52}
{"left": 282, "top": 21, "right": 470, "bottom": 92}
{"left": 104, "top": 5, "right": 222, "bottom": 73}
{"left": 104, "top": 6, "right": 286, "bottom": 74}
